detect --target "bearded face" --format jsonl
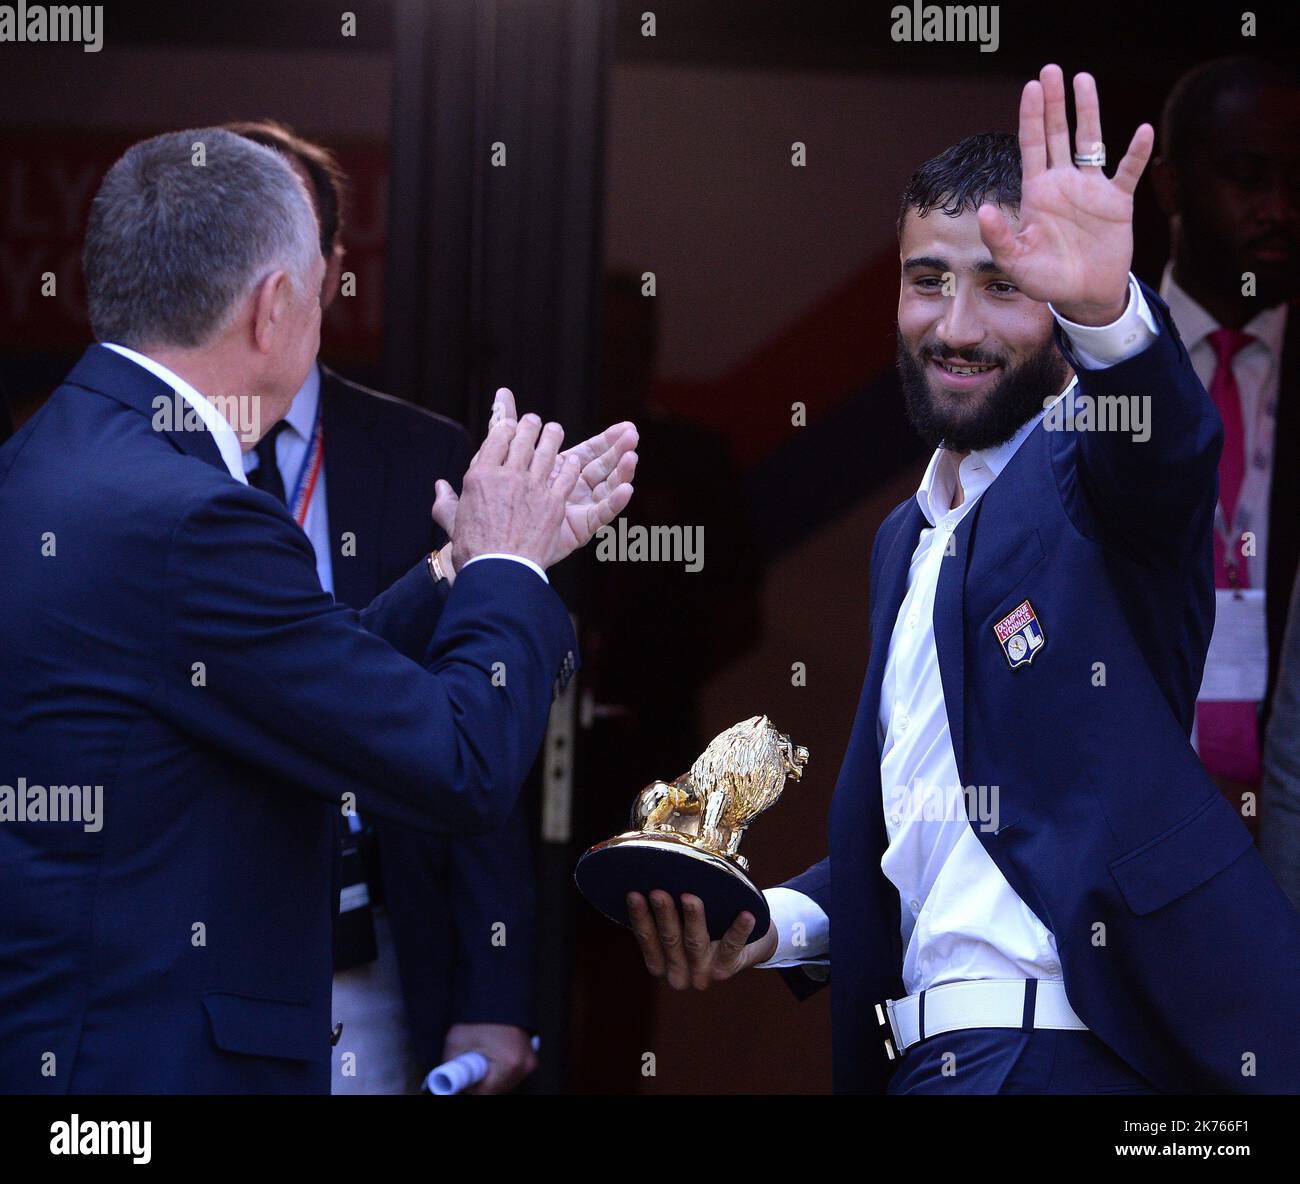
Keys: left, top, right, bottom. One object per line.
{"left": 896, "top": 205, "right": 1072, "bottom": 453}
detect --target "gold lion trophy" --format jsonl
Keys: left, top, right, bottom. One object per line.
{"left": 575, "top": 716, "right": 808, "bottom": 943}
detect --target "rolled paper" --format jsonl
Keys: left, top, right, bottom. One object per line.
{"left": 425, "top": 1051, "right": 489, "bottom": 1096}
{"left": 424, "top": 1035, "right": 540, "bottom": 1095}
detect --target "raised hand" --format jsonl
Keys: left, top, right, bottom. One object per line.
{"left": 544, "top": 418, "right": 638, "bottom": 565}
{"left": 433, "top": 388, "right": 637, "bottom": 569}
{"left": 626, "top": 891, "right": 778, "bottom": 990}
{"left": 450, "top": 413, "right": 581, "bottom": 571}
{"left": 977, "top": 64, "right": 1154, "bottom": 326}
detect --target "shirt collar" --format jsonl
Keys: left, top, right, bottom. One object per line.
{"left": 914, "top": 375, "right": 1077, "bottom": 527}
{"left": 282, "top": 362, "right": 321, "bottom": 440}
{"left": 101, "top": 342, "right": 247, "bottom": 485}
{"left": 1159, "top": 262, "right": 1288, "bottom": 361}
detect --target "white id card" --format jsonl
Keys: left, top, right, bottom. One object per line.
{"left": 1198, "top": 588, "right": 1268, "bottom": 702}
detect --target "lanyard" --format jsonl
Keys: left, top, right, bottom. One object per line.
{"left": 1212, "top": 351, "right": 1276, "bottom": 593}
{"left": 1214, "top": 501, "right": 1251, "bottom": 592}
{"left": 288, "top": 397, "right": 324, "bottom": 528}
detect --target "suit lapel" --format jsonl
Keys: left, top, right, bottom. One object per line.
{"left": 320, "top": 367, "right": 385, "bottom": 608}
{"left": 826, "top": 501, "right": 926, "bottom": 985}
{"left": 866, "top": 502, "right": 927, "bottom": 714}
{"left": 834, "top": 501, "right": 927, "bottom": 812}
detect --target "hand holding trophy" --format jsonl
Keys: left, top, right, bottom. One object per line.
{"left": 575, "top": 716, "right": 808, "bottom": 988}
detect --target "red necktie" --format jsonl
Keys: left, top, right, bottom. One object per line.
{"left": 1195, "top": 328, "right": 1259, "bottom": 785}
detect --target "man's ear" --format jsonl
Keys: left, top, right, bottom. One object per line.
{"left": 251, "top": 269, "right": 293, "bottom": 354}
{"left": 1149, "top": 157, "right": 1178, "bottom": 220}
{"left": 321, "top": 244, "right": 346, "bottom": 313}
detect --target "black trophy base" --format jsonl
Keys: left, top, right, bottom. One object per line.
{"left": 574, "top": 832, "right": 771, "bottom": 944}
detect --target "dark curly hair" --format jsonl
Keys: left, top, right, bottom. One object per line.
{"left": 896, "top": 131, "right": 1021, "bottom": 239}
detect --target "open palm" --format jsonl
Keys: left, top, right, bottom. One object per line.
{"left": 433, "top": 388, "right": 637, "bottom": 569}
{"left": 547, "top": 420, "right": 638, "bottom": 565}
{"left": 977, "top": 65, "right": 1154, "bottom": 323}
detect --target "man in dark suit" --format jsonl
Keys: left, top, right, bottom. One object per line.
{"left": 226, "top": 121, "right": 552, "bottom": 1094}
{"left": 628, "top": 66, "right": 1300, "bottom": 1094}
{"left": 1149, "top": 57, "right": 1300, "bottom": 839}
{"left": 0, "top": 128, "right": 634, "bottom": 1094}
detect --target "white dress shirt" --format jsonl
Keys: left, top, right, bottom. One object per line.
{"left": 758, "top": 276, "right": 1159, "bottom": 997}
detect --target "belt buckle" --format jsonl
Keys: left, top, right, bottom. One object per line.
{"left": 874, "top": 1000, "right": 900, "bottom": 1061}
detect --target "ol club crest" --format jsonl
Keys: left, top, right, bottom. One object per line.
{"left": 993, "top": 599, "right": 1046, "bottom": 669}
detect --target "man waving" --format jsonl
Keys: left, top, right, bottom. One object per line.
{"left": 628, "top": 65, "right": 1300, "bottom": 1095}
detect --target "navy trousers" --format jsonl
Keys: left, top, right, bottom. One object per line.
{"left": 887, "top": 1028, "right": 1160, "bottom": 1095}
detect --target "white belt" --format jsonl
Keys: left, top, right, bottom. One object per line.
{"left": 875, "top": 978, "right": 1087, "bottom": 1059}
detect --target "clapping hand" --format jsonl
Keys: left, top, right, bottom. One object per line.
{"left": 432, "top": 388, "right": 637, "bottom": 570}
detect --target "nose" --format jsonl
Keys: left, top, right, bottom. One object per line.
{"left": 935, "top": 289, "right": 986, "bottom": 357}
{"left": 1246, "top": 156, "right": 1300, "bottom": 228}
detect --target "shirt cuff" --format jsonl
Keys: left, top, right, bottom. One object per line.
{"left": 1050, "top": 273, "right": 1158, "bottom": 370}
{"left": 752, "top": 886, "right": 830, "bottom": 969}
{"left": 462, "top": 553, "right": 549, "bottom": 584}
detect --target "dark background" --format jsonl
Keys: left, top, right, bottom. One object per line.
{"left": 1, "top": 0, "right": 1295, "bottom": 1093}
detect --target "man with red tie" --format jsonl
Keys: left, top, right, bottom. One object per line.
{"left": 1151, "top": 57, "right": 1300, "bottom": 838}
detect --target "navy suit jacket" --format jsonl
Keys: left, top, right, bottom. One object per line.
{"left": 319, "top": 365, "right": 539, "bottom": 1070}
{"left": 0, "top": 345, "right": 575, "bottom": 1094}
{"left": 781, "top": 281, "right": 1300, "bottom": 1095}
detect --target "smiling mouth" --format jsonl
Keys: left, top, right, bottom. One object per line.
{"left": 929, "top": 356, "right": 1001, "bottom": 379}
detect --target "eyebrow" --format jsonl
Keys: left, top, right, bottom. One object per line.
{"left": 902, "top": 256, "right": 1004, "bottom": 275}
